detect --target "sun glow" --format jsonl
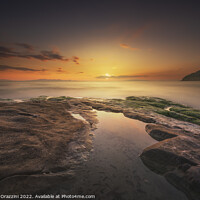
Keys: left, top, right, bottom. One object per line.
{"left": 105, "top": 73, "right": 111, "bottom": 77}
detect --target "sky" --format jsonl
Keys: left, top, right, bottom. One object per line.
{"left": 0, "top": 0, "right": 200, "bottom": 81}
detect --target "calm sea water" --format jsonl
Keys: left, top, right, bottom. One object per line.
{"left": 0, "top": 80, "right": 199, "bottom": 108}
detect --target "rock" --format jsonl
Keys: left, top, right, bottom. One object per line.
{"left": 145, "top": 124, "right": 179, "bottom": 141}
{"left": 123, "top": 110, "right": 156, "bottom": 123}
{"left": 0, "top": 171, "right": 75, "bottom": 194}
{"left": 81, "top": 100, "right": 123, "bottom": 113}
{"left": 1, "top": 96, "right": 200, "bottom": 198}
{"left": 165, "top": 165, "right": 200, "bottom": 200}
{"left": 140, "top": 135, "right": 200, "bottom": 200}
{"left": 0, "top": 101, "right": 97, "bottom": 194}
{"left": 182, "top": 70, "right": 200, "bottom": 81}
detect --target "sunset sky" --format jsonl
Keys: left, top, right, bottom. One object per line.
{"left": 0, "top": 0, "right": 200, "bottom": 81}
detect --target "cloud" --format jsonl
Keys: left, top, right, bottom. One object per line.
{"left": 0, "top": 46, "right": 13, "bottom": 53}
{"left": 56, "top": 67, "right": 66, "bottom": 73}
{"left": 0, "top": 45, "right": 77, "bottom": 62}
{"left": 17, "top": 50, "right": 69, "bottom": 61}
{"left": 0, "top": 46, "right": 16, "bottom": 58}
{"left": 15, "top": 43, "right": 34, "bottom": 51}
{"left": 27, "top": 50, "right": 69, "bottom": 61}
{"left": 120, "top": 43, "right": 139, "bottom": 51}
{"left": 0, "top": 65, "right": 46, "bottom": 72}
{"left": 96, "top": 75, "right": 148, "bottom": 79}
{"left": 72, "top": 56, "right": 80, "bottom": 65}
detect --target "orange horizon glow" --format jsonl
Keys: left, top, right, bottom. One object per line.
{"left": 0, "top": 43, "right": 199, "bottom": 81}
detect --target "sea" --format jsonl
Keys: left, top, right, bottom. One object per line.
{"left": 0, "top": 80, "right": 199, "bottom": 109}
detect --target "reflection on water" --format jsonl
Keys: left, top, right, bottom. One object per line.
{"left": 0, "top": 80, "right": 200, "bottom": 108}
{"left": 69, "top": 112, "right": 87, "bottom": 122}
{"left": 65, "top": 111, "right": 187, "bottom": 200}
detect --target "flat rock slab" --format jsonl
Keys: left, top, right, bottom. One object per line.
{"left": 0, "top": 101, "right": 96, "bottom": 194}
{"left": 123, "top": 110, "right": 156, "bottom": 123}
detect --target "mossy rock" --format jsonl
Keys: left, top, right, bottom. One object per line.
{"left": 0, "top": 98, "right": 13, "bottom": 102}
{"left": 47, "top": 96, "right": 68, "bottom": 102}
{"left": 170, "top": 107, "right": 200, "bottom": 119}
{"left": 156, "top": 110, "right": 200, "bottom": 125}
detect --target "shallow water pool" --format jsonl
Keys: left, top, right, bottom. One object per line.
{"left": 66, "top": 111, "right": 187, "bottom": 200}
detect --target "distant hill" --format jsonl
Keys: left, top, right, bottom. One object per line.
{"left": 182, "top": 70, "right": 200, "bottom": 81}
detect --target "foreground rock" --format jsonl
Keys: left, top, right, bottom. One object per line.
{"left": 0, "top": 96, "right": 200, "bottom": 199}
{"left": 141, "top": 124, "right": 200, "bottom": 200}
{"left": 0, "top": 100, "right": 97, "bottom": 194}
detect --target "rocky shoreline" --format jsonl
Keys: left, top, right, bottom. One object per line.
{"left": 0, "top": 96, "right": 199, "bottom": 199}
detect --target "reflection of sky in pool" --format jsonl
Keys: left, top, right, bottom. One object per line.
{"left": 67, "top": 111, "right": 187, "bottom": 200}
{"left": 69, "top": 112, "right": 87, "bottom": 122}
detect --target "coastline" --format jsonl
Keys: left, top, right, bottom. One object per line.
{"left": 0, "top": 96, "right": 199, "bottom": 199}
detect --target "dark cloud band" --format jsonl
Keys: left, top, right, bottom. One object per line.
{"left": 0, "top": 45, "right": 79, "bottom": 63}
{"left": 0, "top": 65, "right": 46, "bottom": 72}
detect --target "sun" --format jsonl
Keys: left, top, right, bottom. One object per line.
{"left": 105, "top": 73, "right": 111, "bottom": 77}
